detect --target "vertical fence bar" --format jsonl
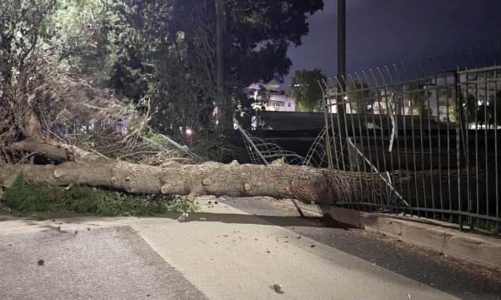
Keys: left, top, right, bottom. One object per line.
{"left": 392, "top": 66, "right": 406, "bottom": 211}
{"left": 436, "top": 78, "right": 444, "bottom": 220}
{"left": 342, "top": 77, "right": 356, "bottom": 207}
{"left": 484, "top": 71, "right": 490, "bottom": 221}
{"left": 455, "top": 71, "right": 463, "bottom": 229}
{"left": 355, "top": 73, "right": 372, "bottom": 204}
{"left": 379, "top": 87, "right": 389, "bottom": 207}
{"left": 375, "top": 84, "right": 387, "bottom": 208}
{"left": 384, "top": 66, "right": 396, "bottom": 175}
{"left": 369, "top": 70, "right": 384, "bottom": 207}
{"left": 402, "top": 86, "right": 413, "bottom": 214}
{"left": 495, "top": 70, "right": 500, "bottom": 232}
{"left": 321, "top": 84, "right": 334, "bottom": 172}
{"left": 323, "top": 81, "right": 341, "bottom": 176}
{"left": 384, "top": 86, "right": 395, "bottom": 208}
{"left": 394, "top": 87, "right": 405, "bottom": 211}
{"left": 446, "top": 73, "right": 453, "bottom": 222}
{"left": 474, "top": 72, "right": 480, "bottom": 228}
{"left": 338, "top": 76, "right": 355, "bottom": 206}
{"left": 463, "top": 72, "right": 472, "bottom": 227}
{"left": 333, "top": 78, "right": 347, "bottom": 174}
{"left": 427, "top": 79, "right": 435, "bottom": 218}
{"left": 347, "top": 75, "right": 364, "bottom": 205}
{"left": 360, "top": 71, "right": 378, "bottom": 207}
{"left": 376, "top": 69, "right": 389, "bottom": 175}
{"left": 419, "top": 80, "right": 428, "bottom": 216}
{"left": 328, "top": 90, "right": 341, "bottom": 183}
{"left": 410, "top": 85, "right": 421, "bottom": 217}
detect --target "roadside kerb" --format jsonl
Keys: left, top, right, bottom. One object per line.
{"left": 325, "top": 206, "right": 501, "bottom": 271}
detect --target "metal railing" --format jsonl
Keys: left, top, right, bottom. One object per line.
{"left": 322, "top": 65, "right": 501, "bottom": 232}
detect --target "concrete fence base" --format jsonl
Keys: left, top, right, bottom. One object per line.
{"left": 326, "top": 206, "right": 501, "bottom": 271}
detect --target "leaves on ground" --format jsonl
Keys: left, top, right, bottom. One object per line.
{"left": 2, "top": 176, "right": 198, "bottom": 217}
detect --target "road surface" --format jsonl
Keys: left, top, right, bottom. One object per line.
{"left": 0, "top": 196, "right": 499, "bottom": 299}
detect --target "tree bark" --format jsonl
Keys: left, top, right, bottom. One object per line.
{"left": 0, "top": 160, "right": 336, "bottom": 203}
{"left": 9, "top": 139, "right": 99, "bottom": 162}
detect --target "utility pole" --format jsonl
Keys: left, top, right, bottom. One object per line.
{"left": 337, "top": 0, "right": 346, "bottom": 88}
{"left": 215, "top": 0, "right": 228, "bottom": 131}
{"left": 337, "top": 0, "right": 349, "bottom": 169}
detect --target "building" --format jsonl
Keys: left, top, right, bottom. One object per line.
{"left": 246, "top": 83, "right": 296, "bottom": 112}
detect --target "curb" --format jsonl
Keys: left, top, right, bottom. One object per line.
{"left": 325, "top": 206, "right": 501, "bottom": 271}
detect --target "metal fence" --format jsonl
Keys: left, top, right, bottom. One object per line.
{"left": 322, "top": 65, "right": 501, "bottom": 232}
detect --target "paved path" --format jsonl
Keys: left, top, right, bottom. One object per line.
{"left": 0, "top": 198, "right": 461, "bottom": 300}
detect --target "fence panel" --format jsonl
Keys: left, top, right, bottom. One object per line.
{"left": 323, "top": 66, "right": 501, "bottom": 232}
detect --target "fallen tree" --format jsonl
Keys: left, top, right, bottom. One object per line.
{"left": 1, "top": 0, "right": 347, "bottom": 208}
{"left": 9, "top": 139, "right": 101, "bottom": 162}
{"left": 0, "top": 160, "right": 336, "bottom": 203}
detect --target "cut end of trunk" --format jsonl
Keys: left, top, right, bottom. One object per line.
{"left": 161, "top": 183, "right": 172, "bottom": 194}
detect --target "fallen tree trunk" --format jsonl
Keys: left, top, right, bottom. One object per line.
{"left": 0, "top": 160, "right": 336, "bottom": 203}
{"left": 9, "top": 140, "right": 99, "bottom": 162}
{"left": 10, "top": 140, "right": 69, "bottom": 161}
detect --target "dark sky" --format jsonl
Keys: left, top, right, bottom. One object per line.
{"left": 286, "top": 0, "right": 501, "bottom": 85}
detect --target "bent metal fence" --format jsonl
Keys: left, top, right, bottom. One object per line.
{"left": 322, "top": 65, "right": 501, "bottom": 232}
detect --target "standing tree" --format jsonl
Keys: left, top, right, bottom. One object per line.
{"left": 291, "top": 69, "right": 326, "bottom": 112}
{"left": 0, "top": 0, "right": 57, "bottom": 142}
{"left": 107, "top": 0, "right": 324, "bottom": 137}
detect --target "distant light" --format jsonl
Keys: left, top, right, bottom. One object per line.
{"left": 185, "top": 128, "right": 194, "bottom": 136}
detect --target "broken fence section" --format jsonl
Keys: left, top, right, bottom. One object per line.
{"left": 322, "top": 64, "right": 501, "bottom": 233}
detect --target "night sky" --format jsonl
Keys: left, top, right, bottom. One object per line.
{"left": 286, "top": 0, "right": 501, "bottom": 85}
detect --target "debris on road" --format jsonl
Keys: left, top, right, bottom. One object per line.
{"left": 272, "top": 284, "right": 285, "bottom": 294}
{"left": 177, "top": 212, "right": 189, "bottom": 222}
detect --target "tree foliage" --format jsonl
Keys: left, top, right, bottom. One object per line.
{"left": 0, "top": 0, "right": 324, "bottom": 156}
{"left": 291, "top": 69, "right": 326, "bottom": 112}
{"left": 0, "top": 0, "right": 57, "bottom": 141}
{"left": 464, "top": 91, "right": 501, "bottom": 126}
{"left": 98, "top": 0, "right": 324, "bottom": 136}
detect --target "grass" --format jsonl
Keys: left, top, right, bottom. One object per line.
{"left": 2, "top": 176, "right": 198, "bottom": 217}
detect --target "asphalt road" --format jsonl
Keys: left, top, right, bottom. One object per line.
{"left": 0, "top": 196, "right": 500, "bottom": 299}
{"left": 0, "top": 226, "right": 206, "bottom": 300}
{"left": 218, "top": 197, "right": 501, "bottom": 300}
